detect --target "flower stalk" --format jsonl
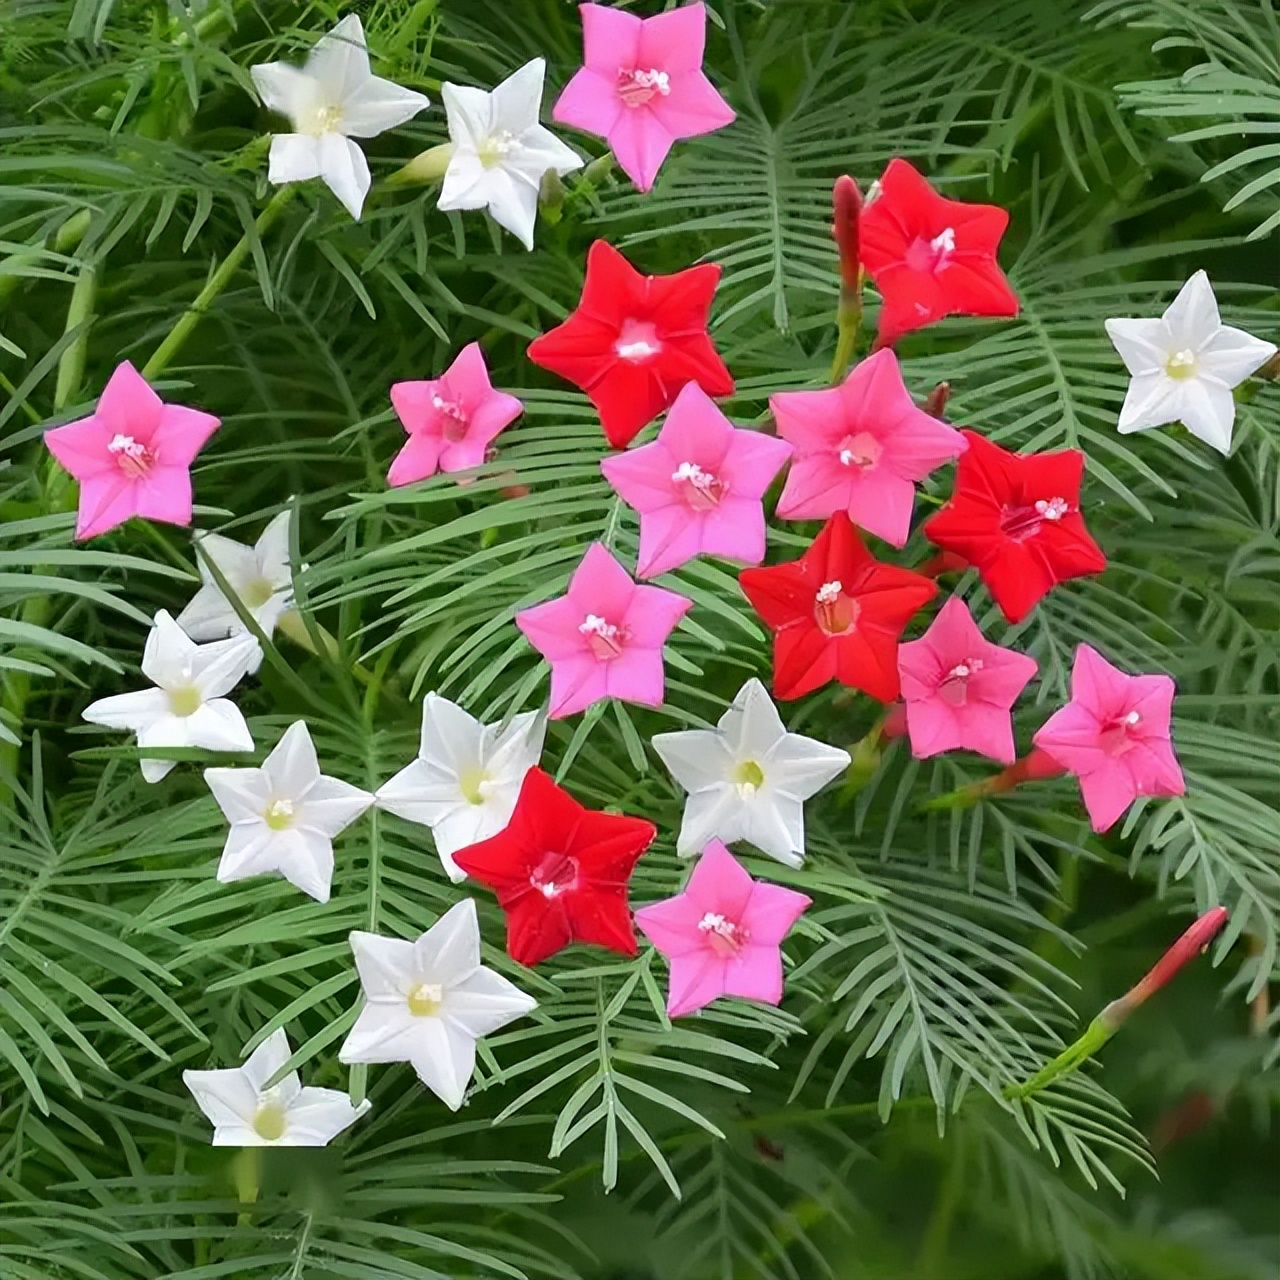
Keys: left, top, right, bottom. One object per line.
{"left": 922, "top": 747, "right": 1065, "bottom": 812}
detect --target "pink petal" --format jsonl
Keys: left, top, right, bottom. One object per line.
{"left": 635, "top": 503, "right": 706, "bottom": 579}
{"left": 742, "top": 882, "right": 810, "bottom": 946}
{"left": 648, "top": 69, "right": 734, "bottom": 141}
{"left": 637, "top": 2, "right": 707, "bottom": 73}
{"left": 601, "top": 442, "right": 680, "bottom": 515}
{"left": 698, "top": 495, "right": 766, "bottom": 567}
{"left": 1128, "top": 673, "right": 1176, "bottom": 738}
{"left": 881, "top": 409, "right": 966, "bottom": 483}
{"left": 581, "top": 3, "right": 642, "bottom": 72}
{"left": 1034, "top": 702, "right": 1107, "bottom": 776}
{"left": 659, "top": 383, "right": 732, "bottom": 468}
{"left": 438, "top": 438, "right": 490, "bottom": 472}
{"left": 684, "top": 840, "right": 754, "bottom": 918}
{"left": 774, "top": 454, "right": 852, "bottom": 521}
{"left": 666, "top": 951, "right": 727, "bottom": 1018}
{"left": 442, "top": 342, "right": 493, "bottom": 414}
{"left": 844, "top": 469, "right": 915, "bottom": 547}
{"left": 387, "top": 434, "right": 443, "bottom": 486}
{"left": 722, "top": 946, "right": 784, "bottom": 1006}
{"left": 151, "top": 405, "right": 220, "bottom": 468}
{"left": 133, "top": 467, "right": 194, "bottom": 528}
{"left": 623, "top": 582, "right": 691, "bottom": 646}
{"left": 517, "top": 594, "right": 591, "bottom": 661}
{"left": 604, "top": 646, "right": 666, "bottom": 708}
{"left": 969, "top": 646, "right": 1038, "bottom": 709}
{"left": 44, "top": 416, "right": 115, "bottom": 481}
{"left": 96, "top": 361, "right": 163, "bottom": 438}
{"left": 74, "top": 472, "right": 138, "bottom": 540}
{"left": 467, "top": 390, "right": 524, "bottom": 446}
{"left": 549, "top": 652, "right": 609, "bottom": 719}
{"left": 770, "top": 386, "right": 845, "bottom": 451}
{"left": 635, "top": 894, "right": 705, "bottom": 958}
{"left": 606, "top": 106, "right": 674, "bottom": 192}
{"left": 904, "top": 699, "right": 962, "bottom": 759}
{"left": 718, "top": 430, "right": 791, "bottom": 499}
{"left": 568, "top": 543, "right": 637, "bottom": 618}
{"left": 954, "top": 700, "right": 1017, "bottom": 765}
{"left": 1070, "top": 644, "right": 1132, "bottom": 720}
{"left": 1078, "top": 765, "right": 1137, "bottom": 833}
{"left": 1128, "top": 737, "right": 1186, "bottom": 798}
{"left": 552, "top": 66, "right": 623, "bottom": 139}
{"left": 390, "top": 379, "right": 444, "bottom": 436}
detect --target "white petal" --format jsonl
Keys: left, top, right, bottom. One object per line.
{"left": 1117, "top": 370, "right": 1183, "bottom": 433}
{"left": 676, "top": 786, "right": 742, "bottom": 858}
{"left": 409, "top": 1019, "right": 475, "bottom": 1110}
{"left": 267, "top": 134, "right": 322, "bottom": 185}
{"left": 1103, "top": 317, "right": 1167, "bottom": 377}
{"left": 250, "top": 62, "right": 322, "bottom": 122}
{"left": 652, "top": 727, "right": 733, "bottom": 793}
{"left": 481, "top": 169, "right": 540, "bottom": 251}
{"left": 210, "top": 1122, "right": 265, "bottom": 1147}
{"left": 184, "top": 1067, "right": 257, "bottom": 1129}
{"left": 241, "top": 1027, "right": 295, "bottom": 1094}
{"left": 262, "top": 721, "right": 320, "bottom": 797}
{"left": 142, "top": 611, "right": 198, "bottom": 688}
{"left": 339, "top": 1001, "right": 422, "bottom": 1064}
{"left": 136, "top": 714, "right": 191, "bottom": 782}
{"left": 488, "top": 707, "right": 546, "bottom": 774}
{"left": 1196, "top": 325, "right": 1277, "bottom": 389}
{"left": 414, "top": 899, "right": 481, "bottom": 985}
{"left": 443, "top": 965, "right": 536, "bottom": 1039}
{"left": 299, "top": 775, "right": 374, "bottom": 838}
{"left": 140, "top": 757, "right": 178, "bottom": 784}
{"left": 741, "top": 791, "right": 806, "bottom": 867}
{"left": 215, "top": 821, "right": 281, "bottom": 883}
{"left": 421, "top": 693, "right": 486, "bottom": 776}
{"left": 281, "top": 1088, "right": 370, "bottom": 1145}
{"left": 375, "top": 758, "right": 459, "bottom": 827}
{"left": 1176, "top": 377, "right": 1237, "bottom": 454}
{"left": 441, "top": 81, "right": 494, "bottom": 152}
{"left": 82, "top": 687, "right": 169, "bottom": 731}
{"left": 306, "top": 14, "right": 371, "bottom": 102}
{"left": 430, "top": 807, "right": 498, "bottom": 877}
{"left": 515, "top": 125, "right": 583, "bottom": 179}
{"left": 186, "top": 698, "right": 254, "bottom": 754}
{"left": 255, "top": 510, "right": 294, "bottom": 583}
{"left": 490, "top": 59, "right": 545, "bottom": 133}
{"left": 191, "top": 635, "right": 256, "bottom": 700}
{"left": 723, "top": 679, "right": 786, "bottom": 757}
{"left": 205, "top": 765, "right": 269, "bottom": 824}
{"left": 349, "top": 931, "right": 415, "bottom": 999}
{"left": 340, "top": 75, "right": 429, "bottom": 138}
{"left": 176, "top": 585, "right": 239, "bottom": 643}
{"left": 243, "top": 826, "right": 335, "bottom": 903}
{"left": 1163, "top": 270, "right": 1220, "bottom": 347}
{"left": 766, "top": 733, "right": 851, "bottom": 800}
{"left": 195, "top": 531, "right": 261, "bottom": 594}
{"left": 318, "top": 133, "right": 371, "bottom": 220}
{"left": 438, "top": 153, "right": 493, "bottom": 213}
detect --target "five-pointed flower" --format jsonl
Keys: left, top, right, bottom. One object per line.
{"left": 739, "top": 513, "right": 937, "bottom": 703}
{"left": 600, "top": 382, "right": 792, "bottom": 578}
{"left": 526, "top": 239, "right": 734, "bottom": 449}
{"left": 923, "top": 431, "right": 1107, "bottom": 625}
{"left": 338, "top": 899, "right": 536, "bottom": 1110}
{"left": 439, "top": 58, "right": 582, "bottom": 250}
{"left": 204, "top": 720, "right": 373, "bottom": 903}
{"left": 1104, "top": 269, "right": 1277, "bottom": 454}
{"left": 184, "top": 1027, "right": 369, "bottom": 1146}
{"left": 516, "top": 542, "right": 691, "bottom": 719}
{"left": 860, "top": 158, "right": 1019, "bottom": 345}
{"left": 375, "top": 693, "right": 546, "bottom": 883}
{"left": 771, "top": 348, "right": 967, "bottom": 546}
{"left": 1033, "top": 644, "right": 1185, "bottom": 833}
{"left": 634, "top": 839, "right": 810, "bottom": 1018}
{"left": 44, "top": 360, "right": 220, "bottom": 542}
{"left": 452, "top": 767, "right": 656, "bottom": 967}
{"left": 553, "top": 2, "right": 734, "bottom": 193}
{"left": 177, "top": 510, "right": 294, "bottom": 674}
{"left": 83, "top": 611, "right": 255, "bottom": 783}
{"left": 897, "top": 595, "right": 1038, "bottom": 764}
{"left": 389, "top": 343, "right": 524, "bottom": 485}
{"left": 251, "top": 14, "right": 429, "bottom": 220}
{"left": 651, "top": 678, "right": 850, "bottom": 867}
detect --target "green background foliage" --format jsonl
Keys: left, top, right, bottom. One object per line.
{"left": 1, "top": 0, "right": 1277, "bottom": 1276}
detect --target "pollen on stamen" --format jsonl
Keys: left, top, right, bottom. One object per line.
{"left": 1033, "top": 497, "right": 1070, "bottom": 521}
{"left": 816, "top": 581, "right": 842, "bottom": 604}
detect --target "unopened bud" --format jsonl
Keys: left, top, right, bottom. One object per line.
{"left": 539, "top": 169, "right": 566, "bottom": 224}
{"left": 388, "top": 143, "right": 454, "bottom": 187}
{"left": 923, "top": 382, "right": 951, "bottom": 420}
{"left": 832, "top": 175, "right": 862, "bottom": 291}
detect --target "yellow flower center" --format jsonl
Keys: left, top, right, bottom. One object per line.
{"left": 458, "top": 766, "right": 488, "bottom": 805}
{"left": 1165, "top": 348, "right": 1197, "bottom": 380}
{"left": 264, "top": 798, "right": 296, "bottom": 831}
{"left": 733, "top": 759, "right": 765, "bottom": 794}
{"left": 252, "top": 1101, "right": 288, "bottom": 1141}
{"left": 242, "top": 576, "right": 276, "bottom": 609}
{"left": 407, "top": 981, "right": 444, "bottom": 1017}
{"left": 168, "top": 685, "right": 202, "bottom": 717}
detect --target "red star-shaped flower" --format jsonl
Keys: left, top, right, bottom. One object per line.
{"left": 526, "top": 239, "right": 734, "bottom": 449}
{"left": 861, "top": 158, "right": 1018, "bottom": 345}
{"left": 738, "top": 513, "right": 937, "bottom": 702}
{"left": 923, "top": 431, "right": 1107, "bottom": 624}
{"left": 451, "top": 766, "right": 656, "bottom": 967}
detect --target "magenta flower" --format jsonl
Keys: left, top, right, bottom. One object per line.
{"left": 635, "top": 839, "right": 810, "bottom": 1019}
{"left": 515, "top": 542, "right": 691, "bottom": 719}
{"left": 599, "top": 383, "right": 791, "bottom": 579}
{"left": 1033, "top": 643, "right": 1186, "bottom": 833}
{"left": 552, "top": 2, "right": 735, "bottom": 193}
{"left": 44, "top": 361, "right": 220, "bottom": 541}
{"left": 388, "top": 343, "right": 523, "bottom": 486}
{"left": 897, "top": 595, "right": 1038, "bottom": 765}
{"left": 771, "top": 348, "right": 967, "bottom": 547}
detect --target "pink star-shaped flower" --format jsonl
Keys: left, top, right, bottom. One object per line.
{"left": 599, "top": 382, "right": 791, "bottom": 579}
{"left": 1033, "top": 644, "right": 1186, "bottom": 833}
{"left": 44, "top": 361, "right": 220, "bottom": 541}
{"left": 771, "top": 349, "right": 966, "bottom": 547}
{"left": 388, "top": 342, "right": 523, "bottom": 485}
{"left": 897, "top": 595, "right": 1038, "bottom": 765}
{"left": 515, "top": 542, "right": 691, "bottom": 719}
{"left": 635, "top": 839, "right": 810, "bottom": 1018}
{"left": 552, "top": 2, "right": 735, "bottom": 193}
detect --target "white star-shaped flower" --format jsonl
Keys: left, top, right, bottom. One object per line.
{"left": 184, "top": 1027, "right": 369, "bottom": 1147}
{"left": 83, "top": 611, "right": 255, "bottom": 784}
{"left": 651, "top": 678, "right": 851, "bottom": 868}
{"left": 1105, "top": 269, "right": 1276, "bottom": 454}
{"left": 338, "top": 899, "right": 536, "bottom": 1110}
{"left": 375, "top": 693, "right": 545, "bottom": 883}
{"left": 251, "top": 14, "right": 429, "bottom": 220}
{"left": 204, "top": 721, "right": 373, "bottom": 903}
{"left": 438, "top": 58, "right": 582, "bottom": 250}
{"left": 177, "top": 511, "right": 294, "bottom": 675}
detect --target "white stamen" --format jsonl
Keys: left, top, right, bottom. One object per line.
{"left": 107, "top": 433, "right": 148, "bottom": 459}
{"left": 930, "top": 227, "right": 956, "bottom": 256}
{"left": 816, "top": 581, "right": 843, "bottom": 604}
{"left": 1033, "top": 497, "right": 1069, "bottom": 521}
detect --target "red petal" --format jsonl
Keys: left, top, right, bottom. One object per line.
{"left": 773, "top": 624, "right": 837, "bottom": 700}
{"left": 739, "top": 561, "right": 816, "bottom": 630}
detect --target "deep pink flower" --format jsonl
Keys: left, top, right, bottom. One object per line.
{"left": 1033, "top": 644, "right": 1186, "bottom": 832}
{"left": 599, "top": 382, "right": 791, "bottom": 579}
{"left": 552, "top": 2, "right": 734, "bottom": 192}
{"left": 635, "top": 838, "right": 810, "bottom": 1018}
{"left": 44, "top": 361, "right": 220, "bottom": 541}
{"left": 388, "top": 343, "right": 523, "bottom": 485}
{"left": 898, "top": 595, "right": 1038, "bottom": 764}
{"left": 771, "top": 348, "right": 966, "bottom": 547}
{"left": 515, "top": 542, "right": 691, "bottom": 719}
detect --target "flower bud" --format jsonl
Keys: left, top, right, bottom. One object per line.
{"left": 923, "top": 381, "right": 951, "bottom": 420}
{"left": 388, "top": 143, "right": 454, "bottom": 187}
{"left": 832, "top": 175, "right": 862, "bottom": 290}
